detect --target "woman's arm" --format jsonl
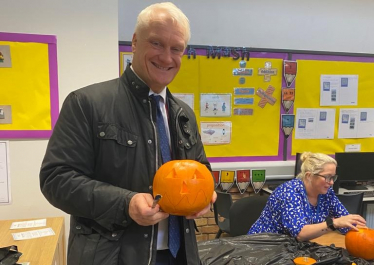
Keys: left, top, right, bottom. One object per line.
{"left": 330, "top": 192, "right": 366, "bottom": 233}
{"left": 296, "top": 221, "right": 332, "bottom": 241}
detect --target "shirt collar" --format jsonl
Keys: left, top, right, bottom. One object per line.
{"left": 149, "top": 88, "right": 167, "bottom": 102}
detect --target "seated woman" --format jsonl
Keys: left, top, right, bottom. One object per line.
{"left": 247, "top": 152, "right": 366, "bottom": 241}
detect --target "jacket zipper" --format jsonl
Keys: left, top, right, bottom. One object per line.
{"left": 174, "top": 108, "right": 183, "bottom": 150}
{"left": 148, "top": 98, "right": 158, "bottom": 265}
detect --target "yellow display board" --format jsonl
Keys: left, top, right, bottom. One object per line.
{"left": 292, "top": 55, "right": 374, "bottom": 155}
{"left": 0, "top": 32, "right": 59, "bottom": 139}
{"left": 119, "top": 46, "right": 288, "bottom": 161}
{"left": 120, "top": 44, "right": 374, "bottom": 161}
{"left": 170, "top": 55, "right": 284, "bottom": 159}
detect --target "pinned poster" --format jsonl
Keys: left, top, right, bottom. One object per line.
{"left": 281, "top": 114, "right": 295, "bottom": 139}
{"left": 281, "top": 88, "right": 295, "bottom": 113}
{"left": 251, "top": 169, "right": 266, "bottom": 194}
{"left": 284, "top": 60, "right": 297, "bottom": 87}
{"left": 219, "top": 170, "right": 235, "bottom": 192}
{"left": 235, "top": 169, "right": 251, "bottom": 194}
{"left": 258, "top": 62, "right": 277, "bottom": 82}
{"left": 212, "top": 170, "right": 220, "bottom": 189}
{"left": 0, "top": 45, "right": 12, "bottom": 68}
{"left": 256, "top": 85, "right": 276, "bottom": 108}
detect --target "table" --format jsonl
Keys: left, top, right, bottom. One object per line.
{"left": 311, "top": 231, "right": 345, "bottom": 248}
{"left": 0, "top": 217, "right": 66, "bottom": 265}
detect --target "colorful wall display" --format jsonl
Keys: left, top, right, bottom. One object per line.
{"left": 0, "top": 32, "right": 59, "bottom": 139}
{"left": 120, "top": 43, "right": 374, "bottom": 162}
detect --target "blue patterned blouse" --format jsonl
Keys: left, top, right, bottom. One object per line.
{"left": 248, "top": 178, "right": 349, "bottom": 237}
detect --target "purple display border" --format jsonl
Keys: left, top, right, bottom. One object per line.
{"left": 119, "top": 44, "right": 289, "bottom": 162}
{"left": 0, "top": 32, "right": 59, "bottom": 139}
{"left": 119, "top": 45, "right": 131, "bottom": 75}
{"left": 287, "top": 53, "right": 374, "bottom": 161}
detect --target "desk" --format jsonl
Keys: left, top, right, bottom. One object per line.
{"left": 338, "top": 186, "right": 374, "bottom": 203}
{"left": 338, "top": 187, "right": 374, "bottom": 219}
{"left": 0, "top": 217, "right": 66, "bottom": 265}
{"left": 311, "top": 231, "right": 345, "bottom": 248}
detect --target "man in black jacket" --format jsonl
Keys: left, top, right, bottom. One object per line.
{"left": 40, "top": 2, "right": 216, "bottom": 265}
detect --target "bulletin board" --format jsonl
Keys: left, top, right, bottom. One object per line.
{"left": 289, "top": 53, "right": 374, "bottom": 158}
{"left": 120, "top": 42, "right": 374, "bottom": 162}
{"left": 0, "top": 32, "right": 59, "bottom": 139}
{"left": 119, "top": 43, "right": 288, "bottom": 162}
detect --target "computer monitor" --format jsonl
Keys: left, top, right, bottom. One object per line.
{"left": 294, "top": 152, "right": 302, "bottom": 177}
{"left": 335, "top": 152, "right": 374, "bottom": 190}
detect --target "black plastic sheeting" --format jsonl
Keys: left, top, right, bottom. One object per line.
{"left": 198, "top": 233, "right": 374, "bottom": 265}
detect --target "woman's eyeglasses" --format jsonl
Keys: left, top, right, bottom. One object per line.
{"left": 314, "top": 173, "right": 338, "bottom": 183}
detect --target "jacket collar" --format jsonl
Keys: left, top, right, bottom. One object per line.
{"left": 121, "top": 64, "right": 184, "bottom": 117}
{"left": 121, "top": 64, "right": 151, "bottom": 99}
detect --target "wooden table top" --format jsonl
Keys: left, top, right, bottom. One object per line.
{"left": 311, "top": 231, "right": 345, "bottom": 248}
{"left": 0, "top": 217, "right": 65, "bottom": 264}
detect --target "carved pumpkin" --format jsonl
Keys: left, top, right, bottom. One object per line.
{"left": 153, "top": 160, "right": 214, "bottom": 216}
{"left": 345, "top": 227, "right": 374, "bottom": 260}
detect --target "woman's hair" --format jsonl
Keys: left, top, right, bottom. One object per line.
{"left": 296, "top": 152, "right": 336, "bottom": 180}
{"left": 134, "top": 2, "right": 191, "bottom": 45}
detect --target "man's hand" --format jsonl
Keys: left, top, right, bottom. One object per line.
{"left": 186, "top": 191, "right": 217, "bottom": 219}
{"left": 129, "top": 193, "right": 169, "bottom": 226}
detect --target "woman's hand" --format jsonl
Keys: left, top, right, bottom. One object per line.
{"left": 333, "top": 214, "right": 366, "bottom": 231}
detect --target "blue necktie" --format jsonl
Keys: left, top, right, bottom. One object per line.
{"left": 151, "top": 95, "right": 181, "bottom": 258}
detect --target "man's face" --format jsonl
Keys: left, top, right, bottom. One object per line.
{"left": 132, "top": 17, "right": 186, "bottom": 93}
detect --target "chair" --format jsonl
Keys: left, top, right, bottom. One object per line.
{"left": 336, "top": 192, "right": 364, "bottom": 215}
{"left": 229, "top": 195, "right": 269, "bottom": 237}
{"left": 213, "top": 191, "right": 233, "bottom": 238}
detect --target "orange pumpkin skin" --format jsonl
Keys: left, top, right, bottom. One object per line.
{"left": 153, "top": 160, "right": 214, "bottom": 216}
{"left": 345, "top": 227, "right": 374, "bottom": 260}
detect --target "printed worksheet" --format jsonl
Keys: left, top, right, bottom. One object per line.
{"left": 200, "top": 122, "right": 232, "bottom": 145}
{"left": 338, "top": 108, "right": 374, "bottom": 138}
{"left": 320, "top": 75, "right": 358, "bottom": 106}
{"left": 295, "top": 108, "right": 335, "bottom": 139}
{"left": 200, "top": 93, "right": 231, "bottom": 117}
{"left": 0, "top": 141, "right": 10, "bottom": 205}
{"left": 173, "top": 93, "right": 194, "bottom": 110}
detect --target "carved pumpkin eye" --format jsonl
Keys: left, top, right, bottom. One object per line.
{"left": 153, "top": 160, "right": 214, "bottom": 216}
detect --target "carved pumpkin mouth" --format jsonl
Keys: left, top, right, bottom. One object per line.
{"left": 153, "top": 160, "right": 214, "bottom": 216}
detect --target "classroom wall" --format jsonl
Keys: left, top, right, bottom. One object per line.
{"left": 1, "top": 0, "right": 373, "bottom": 242}
{"left": 0, "top": 0, "right": 119, "bottom": 239}
{"left": 119, "top": 0, "right": 374, "bottom": 54}
{"left": 119, "top": 0, "right": 374, "bottom": 172}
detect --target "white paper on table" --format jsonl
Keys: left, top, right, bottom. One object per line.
{"left": 320, "top": 75, "right": 358, "bottom": 106}
{"left": 338, "top": 108, "right": 374, "bottom": 139}
{"left": 0, "top": 141, "right": 11, "bottom": 205}
{"left": 12, "top": 228, "right": 55, "bottom": 241}
{"left": 10, "top": 219, "right": 47, "bottom": 229}
{"left": 295, "top": 108, "right": 335, "bottom": 139}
